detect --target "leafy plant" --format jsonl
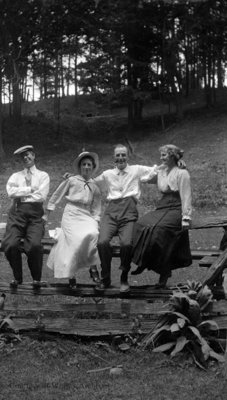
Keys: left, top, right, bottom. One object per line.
{"left": 139, "top": 281, "right": 225, "bottom": 369}
{"left": 112, "top": 316, "right": 144, "bottom": 352}
{"left": 0, "top": 314, "right": 21, "bottom": 349}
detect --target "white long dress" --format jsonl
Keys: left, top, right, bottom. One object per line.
{"left": 46, "top": 175, "right": 101, "bottom": 278}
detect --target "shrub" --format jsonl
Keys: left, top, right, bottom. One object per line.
{"left": 139, "top": 281, "right": 225, "bottom": 369}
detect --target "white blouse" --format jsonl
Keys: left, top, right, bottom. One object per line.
{"left": 157, "top": 166, "right": 192, "bottom": 220}
{"left": 47, "top": 175, "right": 102, "bottom": 222}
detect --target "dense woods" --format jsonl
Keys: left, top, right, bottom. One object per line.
{"left": 0, "top": 0, "right": 227, "bottom": 153}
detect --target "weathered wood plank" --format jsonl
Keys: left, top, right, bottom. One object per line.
{"left": 209, "top": 300, "right": 227, "bottom": 315}
{"left": 4, "top": 298, "right": 227, "bottom": 317}
{"left": 7, "top": 314, "right": 227, "bottom": 336}
{"left": 209, "top": 315, "right": 227, "bottom": 330}
{"left": 3, "top": 300, "right": 168, "bottom": 316}
{"left": 191, "top": 216, "right": 227, "bottom": 229}
{"left": 0, "top": 281, "right": 226, "bottom": 300}
{"left": 11, "top": 317, "right": 157, "bottom": 336}
{"left": 202, "top": 248, "right": 227, "bottom": 287}
{"left": 0, "top": 281, "right": 174, "bottom": 299}
{"left": 199, "top": 256, "right": 217, "bottom": 267}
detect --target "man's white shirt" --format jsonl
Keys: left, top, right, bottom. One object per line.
{"left": 94, "top": 164, "right": 157, "bottom": 201}
{"left": 6, "top": 165, "right": 50, "bottom": 203}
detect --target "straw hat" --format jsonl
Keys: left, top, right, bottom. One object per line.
{"left": 73, "top": 151, "right": 99, "bottom": 175}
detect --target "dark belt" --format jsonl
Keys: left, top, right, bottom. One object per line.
{"left": 109, "top": 196, "right": 137, "bottom": 204}
{"left": 13, "top": 199, "right": 43, "bottom": 211}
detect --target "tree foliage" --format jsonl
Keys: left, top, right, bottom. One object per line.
{"left": 0, "top": 0, "right": 227, "bottom": 148}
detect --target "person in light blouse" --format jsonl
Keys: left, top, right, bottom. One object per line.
{"left": 46, "top": 151, "right": 101, "bottom": 288}
{"left": 2, "top": 145, "right": 50, "bottom": 288}
{"left": 131, "top": 144, "right": 192, "bottom": 288}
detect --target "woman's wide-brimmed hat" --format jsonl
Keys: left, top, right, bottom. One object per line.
{"left": 73, "top": 151, "right": 99, "bottom": 175}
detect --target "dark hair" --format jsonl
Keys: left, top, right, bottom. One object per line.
{"left": 78, "top": 155, "right": 96, "bottom": 170}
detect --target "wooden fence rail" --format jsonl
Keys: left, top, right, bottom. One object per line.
{"left": 1, "top": 215, "right": 227, "bottom": 337}
{"left": 1, "top": 298, "right": 227, "bottom": 337}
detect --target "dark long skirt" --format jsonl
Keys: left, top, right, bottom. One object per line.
{"left": 132, "top": 192, "right": 192, "bottom": 277}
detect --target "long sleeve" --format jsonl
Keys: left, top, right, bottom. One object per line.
{"left": 138, "top": 165, "right": 158, "bottom": 183}
{"left": 47, "top": 179, "right": 70, "bottom": 211}
{"left": 28, "top": 173, "right": 50, "bottom": 202}
{"left": 94, "top": 172, "right": 107, "bottom": 193}
{"left": 7, "top": 174, "right": 31, "bottom": 198}
{"left": 178, "top": 170, "right": 192, "bottom": 220}
{"left": 90, "top": 186, "right": 102, "bottom": 222}
{"left": 6, "top": 170, "right": 50, "bottom": 203}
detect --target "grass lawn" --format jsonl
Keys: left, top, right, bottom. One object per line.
{"left": 1, "top": 339, "right": 227, "bottom": 400}
{"left": 1, "top": 107, "right": 227, "bottom": 399}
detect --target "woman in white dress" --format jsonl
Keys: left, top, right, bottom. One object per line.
{"left": 132, "top": 144, "right": 192, "bottom": 288}
{"left": 46, "top": 151, "right": 101, "bottom": 288}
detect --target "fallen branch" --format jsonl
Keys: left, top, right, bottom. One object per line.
{"left": 87, "top": 365, "right": 123, "bottom": 374}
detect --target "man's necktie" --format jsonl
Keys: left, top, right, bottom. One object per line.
{"left": 25, "top": 168, "right": 32, "bottom": 186}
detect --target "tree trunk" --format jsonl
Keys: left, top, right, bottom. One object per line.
{"left": 8, "top": 82, "right": 12, "bottom": 117}
{"left": 217, "top": 51, "right": 224, "bottom": 89}
{"left": 66, "top": 54, "right": 71, "bottom": 96}
{"left": 60, "top": 51, "right": 65, "bottom": 97}
{"left": 54, "top": 52, "right": 61, "bottom": 140}
{"left": 12, "top": 78, "right": 21, "bottom": 120}
{"left": 32, "top": 73, "right": 35, "bottom": 101}
{"left": 184, "top": 35, "right": 190, "bottom": 97}
{"left": 43, "top": 53, "right": 48, "bottom": 99}
{"left": 0, "top": 68, "right": 5, "bottom": 165}
{"left": 54, "top": 52, "right": 59, "bottom": 118}
{"left": 127, "top": 61, "right": 134, "bottom": 129}
{"left": 133, "top": 97, "right": 143, "bottom": 120}
{"left": 74, "top": 35, "right": 78, "bottom": 106}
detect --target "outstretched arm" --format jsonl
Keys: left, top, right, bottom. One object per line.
{"left": 46, "top": 179, "right": 70, "bottom": 211}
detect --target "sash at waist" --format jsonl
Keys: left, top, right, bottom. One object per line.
{"left": 66, "top": 200, "right": 90, "bottom": 211}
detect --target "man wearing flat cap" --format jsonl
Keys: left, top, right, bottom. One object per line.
{"left": 2, "top": 145, "right": 50, "bottom": 288}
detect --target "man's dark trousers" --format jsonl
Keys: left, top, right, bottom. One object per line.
{"left": 2, "top": 202, "right": 45, "bottom": 282}
{"left": 97, "top": 197, "right": 138, "bottom": 284}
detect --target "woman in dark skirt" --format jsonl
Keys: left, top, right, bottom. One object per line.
{"left": 131, "top": 144, "right": 192, "bottom": 288}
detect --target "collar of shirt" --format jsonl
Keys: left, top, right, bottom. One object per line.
{"left": 115, "top": 164, "right": 130, "bottom": 175}
{"left": 23, "top": 165, "right": 37, "bottom": 175}
{"left": 76, "top": 174, "right": 93, "bottom": 183}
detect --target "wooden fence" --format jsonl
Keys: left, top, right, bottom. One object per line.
{"left": 1, "top": 215, "right": 227, "bottom": 338}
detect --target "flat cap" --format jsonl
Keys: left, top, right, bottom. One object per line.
{"left": 13, "top": 145, "right": 34, "bottom": 155}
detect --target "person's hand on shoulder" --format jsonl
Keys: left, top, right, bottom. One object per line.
{"left": 63, "top": 172, "right": 73, "bottom": 180}
{"left": 178, "top": 159, "right": 187, "bottom": 169}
